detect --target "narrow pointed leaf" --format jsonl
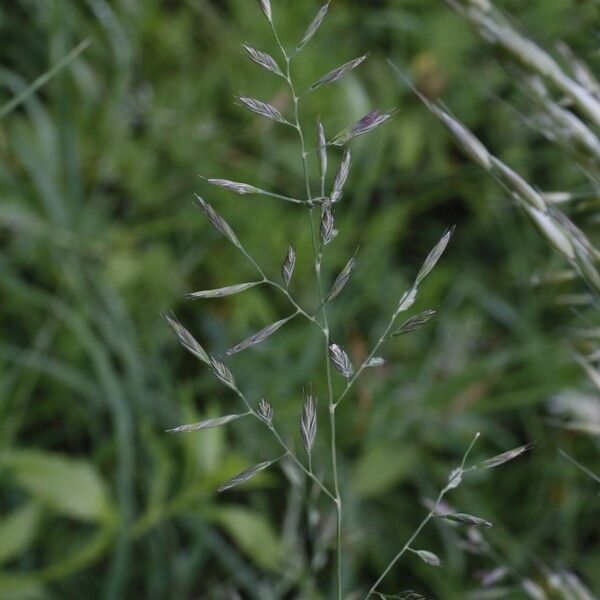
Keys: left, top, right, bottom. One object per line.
{"left": 194, "top": 195, "right": 240, "bottom": 247}
{"left": 415, "top": 227, "right": 454, "bottom": 285}
{"left": 187, "top": 281, "right": 262, "bottom": 300}
{"left": 167, "top": 413, "right": 246, "bottom": 433}
{"left": 217, "top": 460, "right": 274, "bottom": 493}
{"left": 478, "top": 443, "right": 533, "bottom": 469}
{"left": 310, "top": 54, "right": 368, "bottom": 91}
{"left": 243, "top": 44, "right": 282, "bottom": 76}
{"left": 559, "top": 449, "right": 600, "bottom": 484}
{"left": 166, "top": 314, "right": 210, "bottom": 364}
{"left": 297, "top": 2, "right": 330, "bottom": 51}
{"left": 227, "top": 316, "right": 294, "bottom": 355}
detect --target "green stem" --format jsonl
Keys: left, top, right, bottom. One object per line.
{"left": 237, "top": 245, "right": 325, "bottom": 333}
{"left": 334, "top": 296, "right": 409, "bottom": 408}
{"left": 269, "top": 18, "right": 343, "bottom": 599}
{"left": 365, "top": 434, "right": 480, "bottom": 597}
{"left": 0, "top": 39, "right": 91, "bottom": 120}
{"left": 259, "top": 189, "right": 307, "bottom": 205}
{"left": 232, "top": 387, "right": 336, "bottom": 502}
{"left": 364, "top": 489, "right": 445, "bottom": 599}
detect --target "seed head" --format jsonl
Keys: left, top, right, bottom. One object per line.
{"left": 331, "top": 108, "right": 398, "bottom": 146}
{"left": 281, "top": 245, "right": 296, "bottom": 287}
{"left": 329, "top": 343, "right": 354, "bottom": 379}
{"left": 258, "top": 398, "right": 273, "bottom": 426}
{"left": 317, "top": 118, "right": 328, "bottom": 180}
{"left": 331, "top": 149, "right": 351, "bottom": 203}
{"left": 207, "top": 178, "right": 260, "bottom": 195}
{"left": 300, "top": 393, "right": 317, "bottom": 454}
{"left": 256, "top": 0, "right": 272, "bottom": 21}
{"left": 320, "top": 205, "right": 335, "bottom": 246}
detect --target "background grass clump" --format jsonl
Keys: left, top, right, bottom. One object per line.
{"left": 1, "top": 1, "right": 599, "bottom": 598}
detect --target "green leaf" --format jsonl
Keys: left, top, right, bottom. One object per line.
{"left": 0, "top": 574, "right": 46, "bottom": 600}
{"left": 0, "top": 40, "right": 90, "bottom": 120}
{"left": 209, "top": 506, "right": 282, "bottom": 571}
{"left": 0, "top": 503, "right": 40, "bottom": 565}
{"left": 0, "top": 450, "right": 112, "bottom": 522}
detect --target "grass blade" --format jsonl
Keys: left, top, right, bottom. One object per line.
{"left": 0, "top": 39, "right": 90, "bottom": 120}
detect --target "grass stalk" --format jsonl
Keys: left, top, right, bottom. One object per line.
{"left": 268, "top": 15, "right": 344, "bottom": 598}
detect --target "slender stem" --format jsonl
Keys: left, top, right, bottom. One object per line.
{"left": 232, "top": 386, "right": 336, "bottom": 501}
{"left": 461, "top": 432, "right": 481, "bottom": 470}
{"left": 364, "top": 489, "right": 445, "bottom": 599}
{"left": 365, "top": 433, "right": 480, "bottom": 598}
{"left": 268, "top": 419, "right": 336, "bottom": 502}
{"left": 237, "top": 244, "right": 326, "bottom": 334}
{"left": 269, "top": 18, "right": 343, "bottom": 599}
{"left": 259, "top": 189, "right": 307, "bottom": 205}
{"left": 0, "top": 39, "right": 91, "bottom": 120}
{"left": 559, "top": 449, "right": 600, "bottom": 484}
{"left": 334, "top": 296, "right": 409, "bottom": 408}
{"left": 309, "top": 208, "right": 343, "bottom": 598}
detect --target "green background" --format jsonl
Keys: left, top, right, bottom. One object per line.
{"left": 1, "top": 0, "right": 599, "bottom": 598}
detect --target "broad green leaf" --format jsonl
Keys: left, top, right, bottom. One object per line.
{"left": 209, "top": 506, "right": 282, "bottom": 571}
{"left": 0, "top": 503, "right": 40, "bottom": 564}
{"left": 0, "top": 574, "right": 46, "bottom": 600}
{"left": 0, "top": 450, "right": 112, "bottom": 522}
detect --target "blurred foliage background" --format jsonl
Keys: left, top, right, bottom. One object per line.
{"left": 1, "top": 0, "right": 599, "bottom": 598}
